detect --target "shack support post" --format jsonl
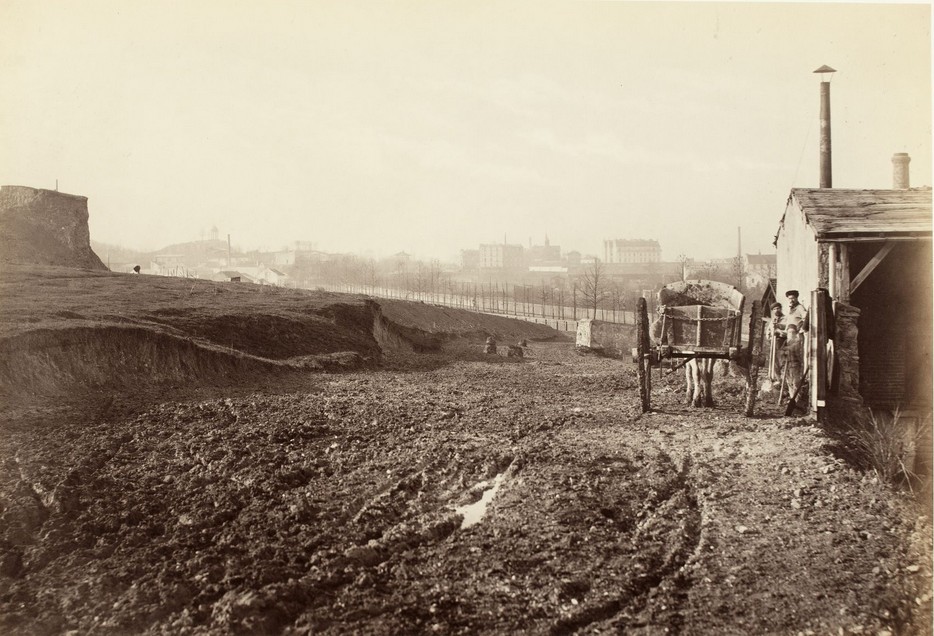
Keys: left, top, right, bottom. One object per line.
{"left": 810, "top": 289, "right": 829, "bottom": 417}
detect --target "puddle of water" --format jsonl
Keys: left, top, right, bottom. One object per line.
{"left": 455, "top": 473, "right": 506, "bottom": 529}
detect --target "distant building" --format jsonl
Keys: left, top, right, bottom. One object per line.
{"left": 745, "top": 253, "right": 776, "bottom": 277}
{"left": 565, "top": 251, "right": 582, "bottom": 267}
{"left": 604, "top": 239, "right": 662, "bottom": 264}
{"left": 272, "top": 250, "right": 296, "bottom": 266}
{"left": 744, "top": 252, "right": 776, "bottom": 288}
{"left": 211, "top": 270, "right": 254, "bottom": 283}
{"left": 528, "top": 235, "right": 561, "bottom": 264}
{"left": 236, "top": 265, "right": 288, "bottom": 285}
{"left": 479, "top": 243, "right": 525, "bottom": 270}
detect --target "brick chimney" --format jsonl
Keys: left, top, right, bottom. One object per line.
{"left": 892, "top": 153, "right": 911, "bottom": 189}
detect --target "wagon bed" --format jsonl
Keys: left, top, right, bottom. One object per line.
{"left": 633, "top": 280, "right": 763, "bottom": 415}
{"left": 654, "top": 280, "right": 745, "bottom": 357}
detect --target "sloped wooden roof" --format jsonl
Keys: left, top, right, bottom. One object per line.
{"left": 790, "top": 188, "right": 932, "bottom": 239}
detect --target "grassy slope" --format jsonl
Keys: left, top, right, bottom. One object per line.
{"left": 0, "top": 265, "right": 379, "bottom": 359}
{"left": 0, "top": 265, "right": 558, "bottom": 350}
{"left": 0, "top": 265, "right": 561, "bottom": 404}
{"left": 377, "top": 298, "right": 560, "bottom": 343}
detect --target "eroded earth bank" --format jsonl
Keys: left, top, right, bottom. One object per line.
{"left": 1, "top": 339, "right": 931, "bottom": 635}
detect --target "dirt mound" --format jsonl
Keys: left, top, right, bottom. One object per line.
{"left": 0, "top": 267, "right": 382, "bottom": 403}
{"left": 378, "top": 298, "right": 559, "bottom": 343}
{"left": 0, "top": 325, "right": 279, "bottom": 401}
{"left": 0, "top": 265, "right": 564, "bottom": 404}
{"left": 0, "top": 324, "right": 379, "bottom": 407}
{"left": 0, "top": 186, "right": 107, "bottom": 270}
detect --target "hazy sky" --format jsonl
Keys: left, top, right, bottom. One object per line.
{"left": 1, "top": 1, "right": 930, "bottom": 261}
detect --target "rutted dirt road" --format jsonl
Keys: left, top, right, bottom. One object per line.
{"left": 1, "top": 342, "right": 931, "bottom": 634}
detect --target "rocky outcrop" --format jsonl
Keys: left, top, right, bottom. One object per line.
{"left": 0, "top": 186, "right": 107, "bottom": 270}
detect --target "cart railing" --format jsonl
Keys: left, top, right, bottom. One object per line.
{"left": 656, "top": 304, "right": 740, "bottom": 351}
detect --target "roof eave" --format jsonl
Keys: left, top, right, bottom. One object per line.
{"left": 817, "top": 231, "right": 933, "bottom": 242}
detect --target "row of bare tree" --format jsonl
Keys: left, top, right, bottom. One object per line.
{"left": 291, "top": 253, "right": 764, "bottom": 320}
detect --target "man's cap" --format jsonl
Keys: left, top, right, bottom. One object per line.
{"left": 785, "top": 323, "right": 800, "bottom": 332}
{"left": 785, "top": 290, "right": 799, "bottom": 298}
{"left": 770, "top": 301, "right": 782, "bottom": 310}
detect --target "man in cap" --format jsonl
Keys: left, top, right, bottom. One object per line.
{"left": 782, "top": 290, "right": 809, "bottom": 332}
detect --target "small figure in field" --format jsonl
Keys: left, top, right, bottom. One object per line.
{"left": 484, "top": 336, "right": 497, "bottom": 354}
{"left": 133, "top": 265, "right": 141, "bottom": 274}
{"left": 781, "top": 323, "right": 805, "bottom": 398}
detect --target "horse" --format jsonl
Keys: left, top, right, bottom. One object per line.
{"left": 684, "top": 358, "right": 716, "bottom": 407}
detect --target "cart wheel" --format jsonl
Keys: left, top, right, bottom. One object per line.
{"left": 744, "top": 300, "right": 762, "bottom": 417}
{"left": 637, "top": 297, "right": 651, "bottom": 412}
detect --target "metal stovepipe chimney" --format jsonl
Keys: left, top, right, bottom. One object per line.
{"left": 814, "top": 65, "right": 836, "bottom": 188}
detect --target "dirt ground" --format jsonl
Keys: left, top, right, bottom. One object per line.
{"left": 1, "top": 341, "right": 931, "bottom": 635}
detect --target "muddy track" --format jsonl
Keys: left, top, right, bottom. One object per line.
{"left": 550, "top": 454, "right": 701, "bottom": 635}
{"left": 1, "top": 342, "right": 930, "bottom": 635}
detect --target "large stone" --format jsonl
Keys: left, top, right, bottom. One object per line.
{"left": 0, "top": 185, "right": 107, "bottom": 270}
{"left": 575, "top": 319, "right": 635, "bottom": 358}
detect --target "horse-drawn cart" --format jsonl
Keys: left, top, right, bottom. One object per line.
{"left": 632, "top": 280, "right": 763, "bottom": 415}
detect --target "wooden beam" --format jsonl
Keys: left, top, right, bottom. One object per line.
{"left": 839, "top": 244, "right": 850, "bottom": 303}
{"left": 828, "top": 243, "right": 837, "bottom": 299}
{"left": 850, "top": 241, "right": 895, "bottom": 294}
{"left": 822, "top": 234, "right": 932, "bottom": 242}
{"left": 696, "top": 305, "right": 702, "bottom": 347}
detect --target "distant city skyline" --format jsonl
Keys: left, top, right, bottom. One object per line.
{"left": 91, "top": 226, "right": 780, "bottom": 277}
{"left": 2, "top": 1, "right": 930, "bottom": 262}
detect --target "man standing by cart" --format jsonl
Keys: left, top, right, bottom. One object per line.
{"left": 782, "top": 290, "right": 808, "bottom": 331}
{"left": 780, "top": 290, "right": 810, "bottom": 407}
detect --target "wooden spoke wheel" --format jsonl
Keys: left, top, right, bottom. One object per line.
{"left": 637, "top": 297, "right": 651, "bottom": 412}
{"left": 744, "top": 300, "right": 762, "bottom": 417}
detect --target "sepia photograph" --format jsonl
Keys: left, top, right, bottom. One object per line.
{"left": 0, "top": 1, "right": 931, "bottom": 633}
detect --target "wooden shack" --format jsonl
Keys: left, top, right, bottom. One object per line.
{"left": 774, "top": 187, "right": 932, "bottom": 464}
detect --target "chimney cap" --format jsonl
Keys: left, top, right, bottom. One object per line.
{"left": 813, "top": 65, "right": 837, "bottom": 74}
